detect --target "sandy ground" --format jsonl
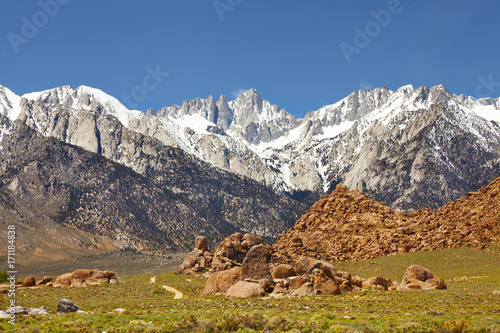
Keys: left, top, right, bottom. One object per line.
{"left": 162, "top": 285, "right": 183, "bottom": 299}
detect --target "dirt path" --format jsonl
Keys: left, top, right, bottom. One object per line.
{"left": 162, "top": 285, "right": 183, "bottom": 299}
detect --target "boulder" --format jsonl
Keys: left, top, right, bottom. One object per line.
{"left": 22, "top": 276, "right": 36, "bottom": 287}
{"left": 271, "top": 264, "right": 296, "bottom": 279}
{"left": 195, "top": 236, "right": 208, "bottom": 252}
{"left": 202, "top": 267, "right": 241, "bottom": 295}
{"left": 215, "top": 233, "right": 245, "bottom": 263}
{"left": 226, "top": 281, "right": 265, "bottom": 298}
{"left": 273, "top": 282, "right": 288, "bottom": 293}
{"left": 428, "top": 277, "right": 447, "bottom": 290}
{"left": 57, "top": 299, "right": 80, "bottom": 313}
{"left": 293, "top": 256, "right": 337, "bottom": 279}
{"left": 242, "top": 233, "right": 264, "bottom": 248}
{"left": 240, "top": 244, "right": 272, "bottom": 283}
{"left": 401, "top": 265, "right": 446, "bottom": 290}
{"left": 181, "top": 249, "right": 202, "bottom": 270}
{"left": 311, "top": 270, "right": 341, "bottom": 295}
{"left": 54, "top": 273, "right": 72, "bottom": 287}
{"left": 402, "top": 265, "right": 433, "bottom": 285}
{"left": 292, "top": 282, "right": 314, "bottom": 296}
{"left": 288, "top": 276, "right": 308, "bottom": 290}
{"left": 11, "top": 306, "right": 30, "bottom": 315}
{"left": 351, "top": 276, "right": 363, "bottom": 288}
{"left": 362, "top": 276, "right": 389, "bottom": 290}
{"left": 36, "top": 276, "right": 52, "bottom": 286}
{"left": 29, "top": 306, "right": 49, "bottom": 316}
{"left": 293, "top": 256, "right": 317, "bottom": 275}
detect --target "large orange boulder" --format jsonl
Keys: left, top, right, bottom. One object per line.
{"left": 202, "top": 267, "right": 241, "bottom": 295}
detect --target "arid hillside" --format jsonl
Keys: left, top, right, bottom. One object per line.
{"left": 273, "top": 179, "right": 500, "bottom": 262}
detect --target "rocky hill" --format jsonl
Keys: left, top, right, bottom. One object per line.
{"left": 0, "top": 122, "right": 307, "bottom": 263}
{"left": 273, "top": 179, "right": 500, "bottom": 262}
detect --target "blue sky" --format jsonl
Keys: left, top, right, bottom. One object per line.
{"left": 1, "top": 0, "right": 500, "bottom": 118}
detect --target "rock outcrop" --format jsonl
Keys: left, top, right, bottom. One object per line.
{"left": 274, "top": 180, "right": 500, "bottom": 262}
{"left": 179, "top": 235, "right": 446, "bottom": 298}
{"left": 176, "top": 233, "right": 270, "bottom": 274}
{"left": 401, "top": 265, "right": 447, "bottom": 290}
{"left": 54, "top": 269, "right": 116, "bottom": 287}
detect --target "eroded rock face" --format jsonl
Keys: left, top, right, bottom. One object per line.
{"left": 195, "top": 236, "right": 208, "bottom": 252}
{"left": 240, "top": 244, "right": 272, "bottom": 283}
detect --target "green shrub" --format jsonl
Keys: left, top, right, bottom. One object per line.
{"left": 0, "top": 270, "right": 7, "bottom": 283}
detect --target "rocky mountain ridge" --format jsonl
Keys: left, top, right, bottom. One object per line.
{"left": 1, "top": 83, "right": 500, "bottom": 211}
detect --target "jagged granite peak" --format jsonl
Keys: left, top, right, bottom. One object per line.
{"left": 304, "top": 87, "right": 393, "bottom": 127}
{"left": 2, "top": 83, "right": 500, "bottom": 212}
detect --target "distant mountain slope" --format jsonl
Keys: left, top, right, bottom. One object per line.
{"left": 273, "top": 179, "right": 500, "bottom": 262}
{"left": 0, "top": 121, "right": 307, "bottom": 263}
{"left": 1, "top": 83, "right": 500, "bottom": 211}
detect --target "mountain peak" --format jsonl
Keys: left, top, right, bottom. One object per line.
{"left": 237, "top": 88, "right": 261, "bottom": 99}
{"left": 395, "top": 84, "right": 414, "bottom": 94}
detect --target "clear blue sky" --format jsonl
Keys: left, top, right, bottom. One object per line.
{"left": 1, "top": 0, "right": 500, "bottom": 117}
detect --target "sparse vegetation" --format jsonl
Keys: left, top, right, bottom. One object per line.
{"left": 1, "top": 244, "right": 499, "bottom": 332}
{"left": 0, "top": 271, "right": 8, "bottom": 283}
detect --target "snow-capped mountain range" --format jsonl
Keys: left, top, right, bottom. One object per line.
{"left": 1, "top": 83, "right": 500, "bottom": 210}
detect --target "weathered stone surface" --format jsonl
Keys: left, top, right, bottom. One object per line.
{"left": 292, "top": 282, "right": 314, "bottom": 296}
{"left": 288, "top": 276, "right": 308, "bottom": 290}
{"left": 36, "top": 276, "right": 52, "bottom": 286}
{"left": 226, "top": 281, "right": 265, "bottom": 298}
{"left": 293, "top": 256, "right": 337, "bottom": 280}
{"left": 311, "top": 270, "right": 341, "bottom": 295}
{"left": 402, "top": 265, "right": 434, "bottom": 285}
{"left": 55, "top": 273, "right": 72, "bottom": 287}
{"left": 195, "top": 236, "right": 208, "bottom": 252}
{"left": 273, "top": 178, "right": 500, "bottom": 262}
{"left": 271, "top": 264, "right": 296, "bottom": 279}
{"left": 401, "top": 265, "right": 446, "bottom": 290}
{"left": 29, "top": 306, "right": 49, "bottom": 316}
{"left": 22, "top": 276, "right": 36, "bottom": 287}
{"left": 57, "top": 299, "right": 80, "bottom": 313}
{"left": 240, "top": 244, "right": 272, "bottom": 283}
{"left": 362, "top": 276, "right": 389, "bottom": 290}
{"left": 202, "top": 267, "right": 241, "bottom": 295}
{"left": 242, "top": 233, "right": 263, "bottom": 248}
{"left": 54, "top": 269, "right": 116, "bottom": 287}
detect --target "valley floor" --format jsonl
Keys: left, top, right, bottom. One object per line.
{"left": 1, "top": 245, "right": 499, "bottom": 332}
